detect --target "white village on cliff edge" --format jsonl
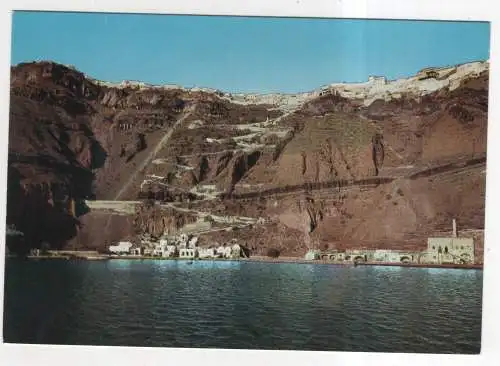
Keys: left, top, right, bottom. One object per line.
{"left": 6, "top": 62, "right": 484, "bottom": 267}
{"left": 98, "top": 62, "right": 483, "bottom": 266}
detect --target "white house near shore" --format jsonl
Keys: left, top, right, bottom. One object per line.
{"left": 177, "top": 233, "right": 190, "bottom": 248}
{"left": 421, "top": 219, "right": 475, "bottom": 264}
{"left": 131, "top": 247, "right": 143, "bottom": 256}
{"left": 216, "top": 245, "right": 232, "bottom": 258}
{"left": 231, "top": 243, "right": 242, "bottom": 258}
{"left": 164, "top": 245, "right": 178, "bottom": 257}
{"left": 109, "top": 241, "right": 133, "bottom": 254}
{"left": 188, "top": 236, "right": 199, "bottom": 249}
{"left": 151, "top": 242, "right": 178, "bottom": 257}
{"left": 302, "top": 220, "right": 476, "bottom": 265}
{"left": 179, "top": 248, "right": 197, "bottom": 259}
{"left": 304, "top": 250, "right": 320, "bottom": 260}
{"left": 153, "top": 244, "right": 163, "bottom": 257}
{"left": 199, "top": 247, "right": 216, "bottom": 259}
{"left": 109, "top": 233, "right": 245, "bottom": 260}
{"left": 144, "top": 247, "right": 154, "bottom": 256}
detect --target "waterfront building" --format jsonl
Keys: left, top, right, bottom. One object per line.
{"left": 336, "top": 252, "right": 345, "bottom": 261}
{"left": 143, "top": 247, "right": 154, "bottom": 256}
{"left": 199, "top": 247, "right": 216, "bottom": 259}
{"left": 115, "top": 233, "right": 205, "bottom": 258}
{"left": 304, "top": 250, "right": 321, "bottom": 260}
{"left": 421, "top": 219, "right": 475, "bottom": 264}
{"left": 372, "top": 250, "right": 417, "bottom": 263}
{"left": 304, "top": 219, "right": 476, "bottom": 265}
{"left": 344, "top": 249, "right": 372, "bottom": 262}
{"left": 150, "top": 242, "right": 178, "bottom": 257}
{"left": 312, "top": 249, "right": 418, "bottom": 264}
{"left": 231, "top": 243, "right": 242, "bottom": 258}
{"left": 317, "top": 250, "right": 354, "bottom": 262}
{"left": 318, "top": 251, "right": 345, "bottom": 261}
{"left": 216, "top": 245, "right": 225, "bottom": 258}
{"left": 216, "top": 245, "right": 233, "bottom": 258}
{"left": 109, "top": 241, "right": 133, "bottom": 255}
{"left": 188, "top": 236, "right": 199, "bottom": 249}
{"left": 422, "top": 237, "right": 474, "bottom": 264}
{"left": 131, "top": 247, "right": 143, "bottom": 256}
{"left": 153, "top": 243, "right": 164, "bottom": 257}
{"left": 178, "top": 233, "right": 189, "bottom": 248}
{"left": 179, "top": 248, "right": 197, "bottom": 259}
{"left": 164, "top": 245, "right": 178, "bottom": 258}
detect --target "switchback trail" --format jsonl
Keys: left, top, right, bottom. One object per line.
{"left": 113, "top": 107, "right": 194, "bottom": 200}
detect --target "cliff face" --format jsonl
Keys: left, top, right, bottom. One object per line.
{"left": 133, "top": 205, "right": 197, "bottom": 238}
{"left": 7, "top": 63, "right": 105, "bottom": 253}
{"left": 6, "top": 60, "right": 489, "bottom": 256}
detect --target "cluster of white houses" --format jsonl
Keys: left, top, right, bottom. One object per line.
{"left": 108, "top": 233, "right": 245, "bottom": 259}
{"left": 305, "top": 220, "right": 476, "bottom": 265}
{"left": 107, "top": 220, "right": 476, "bottom": 265}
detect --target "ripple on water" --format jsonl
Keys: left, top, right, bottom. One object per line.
{"left": 2, "top": 259, "right": 483, "bottom": 353}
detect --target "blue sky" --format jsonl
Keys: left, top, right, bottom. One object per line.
{"left": 11, "top": 12, "right": 490, "bottom": 93}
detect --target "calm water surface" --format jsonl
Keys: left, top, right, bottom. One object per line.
{"left": 3, "top": 259, "right": 482, "bottom": 353}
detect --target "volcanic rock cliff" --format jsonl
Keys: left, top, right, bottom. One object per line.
{"left": 5, "top": 60, "right": 488, "bottom": 259}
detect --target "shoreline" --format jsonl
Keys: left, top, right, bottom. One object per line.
{"left": 242, "top": 256, "right": 483, "bottom": 270}
{"left": 354, "top": 261, "right": 483, "bottom": 270}
{"left": 15, "top": 253, "right": 483, "bottom": 270}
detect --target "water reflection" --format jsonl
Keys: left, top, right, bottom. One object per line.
{"left": 3, "top": 259, "right": 483, "bottom": 353}
{"left": 106, "top": 259, "right": 133, "bottom": 270}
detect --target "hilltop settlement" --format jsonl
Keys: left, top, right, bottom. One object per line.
{"left": 5, "top": 60, "right": 488, "bottom": 265}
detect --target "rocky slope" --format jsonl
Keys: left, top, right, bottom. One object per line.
{"left": 6, "top": 60, "right": 488, "bottom": 259}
